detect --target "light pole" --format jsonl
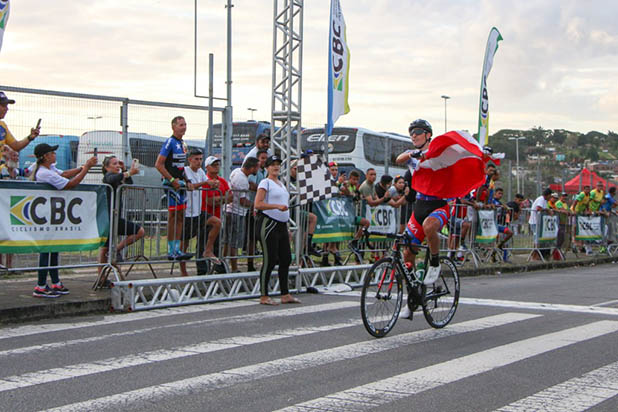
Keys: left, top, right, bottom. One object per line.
{"left": 87, "top": 115, "right": 102, "bottom": 130}
{"left": 440, "top": 95, "right": 450, "bottom": 133}
{"left": 247, "top": 108, "right": 257, "bottom": 120}
{"left": 508, "top": 136, "right": 526, "bottom": 193}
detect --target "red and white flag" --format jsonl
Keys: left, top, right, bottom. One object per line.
{"left": 411, "top": 130, "right": 486, "bottom": 199}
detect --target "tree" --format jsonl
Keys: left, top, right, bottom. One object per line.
{"left": 552, "top": 129, "right": 567, "bottom": 145}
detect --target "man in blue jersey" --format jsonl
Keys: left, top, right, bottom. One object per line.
{"left": 155, "top": 116, "right": 193, "bottom": 260}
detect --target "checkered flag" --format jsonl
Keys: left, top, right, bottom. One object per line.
{"left": 296, "top": 154, "right": 337, "bottom": 205}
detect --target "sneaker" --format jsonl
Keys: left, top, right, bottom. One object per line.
{"left": 168, "top": 252, "right": 194, "bottom": 261}
{"left": 308, "top": 244, "right": 322, "bottom": 257}
{"left": 400, "top": 305, "right": 413, "bottom": 320}
{"left": 423, "top": 264, "right": 441, "bottom": 285}
{"left": 50, "top": 283, "right": 70, "bottom": 295}
{"left": 33, "top": 285, "right": 60, "bottom": 298}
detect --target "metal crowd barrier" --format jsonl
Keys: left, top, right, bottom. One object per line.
{"left": 0, "top": 181, "right": 120, "bottom": 280}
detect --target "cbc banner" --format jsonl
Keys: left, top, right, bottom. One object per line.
{"left": 0, "top": 182, "right": 109, "bottom": 253}
{"left": 365, "top": 204, "right": 397, "bottom": 236}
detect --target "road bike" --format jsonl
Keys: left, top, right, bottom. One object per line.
{"left": 360, "top": 233, "right": 460, "bottom": 338}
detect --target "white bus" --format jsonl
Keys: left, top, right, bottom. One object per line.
{"left": 300, "top": 127, "right": 414, "bottom": 180}
{"left": 77, "top": 130, "right": 205, "bottom": 187}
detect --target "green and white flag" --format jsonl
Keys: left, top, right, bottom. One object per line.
{"left": 477, "top": 27, "right": 503, "bottom": 145}
{"left": 0, "top": 0, "right": 9, "bottom": 53}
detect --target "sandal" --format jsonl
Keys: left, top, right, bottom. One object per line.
{"left": 281, "top": 296, "right": 301, "bottom": 304}
{"left": 260, "top": 298, "right": 279, "bottom": 306}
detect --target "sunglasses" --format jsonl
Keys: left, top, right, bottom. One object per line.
{"left": 410, "top": 128, "right": 426, "bottom": 136}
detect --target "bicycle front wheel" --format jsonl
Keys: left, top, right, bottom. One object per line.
{"left": 422, "top": 256, "right": 460, "bottom": 328}
{"left": 360, "top": 257, "right": 403, "bottom": 338}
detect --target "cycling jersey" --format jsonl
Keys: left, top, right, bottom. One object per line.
{"left": 159, "top": 135, "right": 187, "bottom": 180}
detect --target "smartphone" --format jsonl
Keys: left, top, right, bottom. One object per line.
{"left": 93, "top": 147, "right": 98, "bottom": 157}
{"left": 132, "top": 158, "right": 139, "bottom": 168}
{"left": 35, "top": 118, "right": 42, "bottom": 129}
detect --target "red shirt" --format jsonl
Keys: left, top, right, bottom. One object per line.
{"left": 202, "top": 176, "right": 229, "bottom": 218}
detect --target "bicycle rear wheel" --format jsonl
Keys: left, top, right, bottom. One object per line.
{"left": 360, "top": 257, "right": 403, "bottom": 338}
{"left": 422, "top": 257, "right": 460, "bottom": 328}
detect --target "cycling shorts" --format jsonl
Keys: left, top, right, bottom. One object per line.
{"left": 497, "top": 224, "right": 511, "bottom": 235}
{"left": 405, "top": 199, "right": 450, "bottom": 245}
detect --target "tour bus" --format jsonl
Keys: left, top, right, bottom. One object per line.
{"left": 76, "top": 130, "right": 205, "bottom": 187}
{"left": 207, "top": 120, "right": 272, "bottom": 166}
{"left": 299, "top": 127, "right": 413, "bottom": 180}
{"left": 19, "top": 134, "right": 79, "bottom": 172}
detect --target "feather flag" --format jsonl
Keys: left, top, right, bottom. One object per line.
{"left": 326, "top": 0, "right": 351, "bottom": 137}
{"left": 411, "top": 130, "right": 487, "bottom": 199}
{"left": 0, "top": 0, "right": 9, "bottom": 53}
{"left": 477, "top": 27, "right": 503, "bottom": 145}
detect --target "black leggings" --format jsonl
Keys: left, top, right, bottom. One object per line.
{"left": 257, "top": 214, "right": 291, "bottom": 297}
{"left": 38, "top": 252, "right": 60, "bottom": 287}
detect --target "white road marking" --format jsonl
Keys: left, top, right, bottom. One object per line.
{"left": 0, "top": 300, "right": 257, "bottom": 340}
{"left": 275, "top": 320, "right": 618, "bottom": 412}
{"left": 0, "top": 301, "right": 358, "bottom": 358}
{"left": 591, "top": 299, "right": 618, "bottom": 307}
{"left": 325, "top": 290, "right": 618, "bottom": 316}
{"left": 44, "top": 313, "right": 538, "bottom": 412}
{"left": 493, "top": 361, "right": 618, "bottom": 412}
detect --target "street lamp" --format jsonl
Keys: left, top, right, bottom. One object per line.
{"left": 440, "top": 95, "right": 450, "bottom": 133}
{"left": 247, "top": 108, "right": 257, "bottom": 121}
{"left": 87, "top": 115, "right": 102, "bottom": 130}
{"left": 508, "top": 136, "right": 526, "bottom": 193}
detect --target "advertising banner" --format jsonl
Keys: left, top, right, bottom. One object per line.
{"left": 476, "top": 209, "right": 498, "bottom": 243}
{"left": 0, "top": 182, "right": 109, "bottom": 253}
{"left": 538, "top": 214, "right": 558, "bottom": 245}
{"left": 313, "top": 197, "right": 356, "bottom": 243}
{"left": 477, "top": 27, "right": 503, "bottom": 145}
{"left": 365, "top": 204, "right": 397, "bottom": 235}
{"left": 575, "top": 215, "right": 603, "bottom": 241}
{"left": 326, "top": 0, "right": 351, "bottom": 136}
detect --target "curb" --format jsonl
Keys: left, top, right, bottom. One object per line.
{"left": 0, "top": 298, "right": 111, "bottom": 325}
{"left": 457, "top": 255, "right": 616, "bottom": 277}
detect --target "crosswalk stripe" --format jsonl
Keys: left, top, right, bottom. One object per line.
{"left": 0, "top": 300, "right": 257, "bottom": 340}
{"left": 274, "top": 320, "right": 618, "bottom": 412}
{"left": 325, "top": 291, "right": 618, "bottom": 316}
{"left": 44, "top": 313, "right": 538, "bottom": 412}
{"left": 0, "top": 301, "right": 358, "bottom": 358}
{"left": 493, "top": 361, "right": 618, "bottom": 412}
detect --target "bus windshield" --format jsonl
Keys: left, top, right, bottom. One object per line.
{"left": 300, "top": 128, "right": 356, "bottom": 154}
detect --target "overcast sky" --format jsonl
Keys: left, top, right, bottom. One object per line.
{"left": 2, "top": 0, "right": 618, "bottom": 136}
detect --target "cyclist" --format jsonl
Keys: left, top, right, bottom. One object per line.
{"left": 397, "top": 119, "right": 448, "bottom": 285}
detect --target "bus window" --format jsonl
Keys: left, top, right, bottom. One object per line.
{"left": 130, "top": 138, "right": 162, "bottom": 168}
{"left": 390, "top": 140, "right": 414, "bottom": 167}
{"left": 363, "top": 133, "right": 386, "bottom": 166}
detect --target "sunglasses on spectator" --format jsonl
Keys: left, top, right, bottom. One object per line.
{"left": 410, "top": 128, "right": 426, "bottom": 136}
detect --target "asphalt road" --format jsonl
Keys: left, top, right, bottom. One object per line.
{"left": 1, "top": 263, "right": 618, "bottom": 412}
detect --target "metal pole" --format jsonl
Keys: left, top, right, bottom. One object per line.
{"left": 441, "top": 95, "right": 450, "bottom": 133}
{"left": 121, "top": 100, "right": 129, "bottom": 165}
{"left": 536, "top": 160, "right": 541, "bottom": 197}
{"left": 223, "top": 0, "right": 234, "bottom": 176}
{"left": 515, "top": 138, "right": 520, "bottom": 193}
{"left": 207, "top": 53, "right": 214, "bottom": 157}
{"left": 507, "top": 159, "right": 513, "bottom": 201}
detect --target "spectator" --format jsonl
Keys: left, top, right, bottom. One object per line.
{"left": 589, "top": 182, "right": 605, "bottom": 213}
{"left": 571, "top": 185, "right": 591, "bottom": 215}
{"left": 224, "top": 156, "right": 259, "bottom": 272}
{"left": 0, "top": 91, "right": 40, "bottom": 153}
{"left": 492, "top": 188, "right": 514, "bottom": 257}
{"left": 254, "top": 155, "right": 299, "bottom": 305}
{"left": 600, "top": 187, "right": 617, "bottom": 244}
{"left": 359, "top": 168, "right": 390, "bottom": 206}
{"left": 506, "top": 193, "right": 525, "bottom": 222}
{"left": 374, "top": 174, "right": 400, "bottom": 208}
{"left": 30, "top": 143, "right": 97, "bottom": 297}
{"left": 180, "top": 149, "right": 222, "bottom": 276}
{"left": 155, "top": 116, "right": 193, "bottom": 260}
{"left": 391, "top": 175, "right": 410, "bottom": 232}
{"left": 245, "top": 129, "right": 273, "bottom": 159}
{"left": 447, "top": 197, "right": 471, "bottom": 262}
{"left": 199, "top": 156, "right": 231, "bottom": 275}
{"left": 98, "top": 156, "right": 145, "bottom": 284}
{"left": 553, "top": 192, "right": 571, "bottom": 251}
{"left": 528, "top": 188, "right": 553, "bottom": 260}
{"left": 247, "top": 149, "right": 269, "bottom": 272}
{"left": 328, "top": 161, "right": 345, "bottom": 192}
